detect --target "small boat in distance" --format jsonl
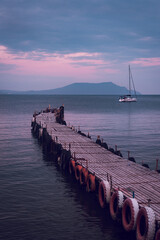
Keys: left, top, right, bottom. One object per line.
{"left": 119, "top": 65, "right": 137, "bottom": 102}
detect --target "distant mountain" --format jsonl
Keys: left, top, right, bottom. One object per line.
{"left": 0, "top": 82, "right": 141, "bottom": 95}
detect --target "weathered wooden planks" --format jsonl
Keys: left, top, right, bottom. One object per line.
{"left": 35, "top": 113, "right": 160, "bottom": 221}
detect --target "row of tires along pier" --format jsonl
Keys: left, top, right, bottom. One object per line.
{"left": 31, "top": 111, "right": 160, "bottom": 240}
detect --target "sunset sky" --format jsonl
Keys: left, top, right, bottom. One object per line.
{"left": 0, "top": 0, "right": 160, "bottom": 94}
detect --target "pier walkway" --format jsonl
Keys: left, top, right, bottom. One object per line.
{"left": 32, "top": 111, "right": 160, "bottom": 240}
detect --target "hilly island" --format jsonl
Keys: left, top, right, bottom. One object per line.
{"left": 0, "top": 82, "right": 140, "bottom": 95}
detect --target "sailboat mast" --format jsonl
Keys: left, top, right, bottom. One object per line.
{"left": 129, "top": 65, "right": 131, "bottom": 95}
{"left": 130, "top": 67, "right": 137, "bottom": 97}
{"left": 119, "top": 65, "right": 137, "bottom": 102}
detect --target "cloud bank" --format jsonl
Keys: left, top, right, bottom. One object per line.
{"left": 0, "top": 0, "right": 160, "bottom": 93}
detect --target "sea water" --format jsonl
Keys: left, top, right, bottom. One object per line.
{"left": 0, "top": 95, "right": 160, "bottom": 240}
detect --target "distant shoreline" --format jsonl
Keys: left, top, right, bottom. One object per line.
{"left": 0, "top": 82, "right": 142, "bottom": 95}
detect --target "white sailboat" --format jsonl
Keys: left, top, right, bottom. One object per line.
{"left": 119, "top": 65, "right": 137, "bottom": 102}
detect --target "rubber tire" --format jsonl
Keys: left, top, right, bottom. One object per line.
{"left": 80, "top": 167, "right": 88, "bottom": 185}
{"left": 98, "top": 180, "right": 110, "bottom": 208}
{"left": 136, "top": 206, "right": 156, "bottom": 240}
{"left": 86, "top": 174, "right": 96, "bottom": 192}
{"left": 118, "top": 190, "right": 124, "bottom": 208}
{"left": 110, "top": 190, "right": 124, "bottom": 220}
{"left": 75, "top": 165, "right": 83, "bottom": 181}
{"left": 122, "top": 198, "right": 139, "bottom": 232}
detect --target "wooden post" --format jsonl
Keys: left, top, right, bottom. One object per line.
{"left": 115, "top": 145, "right": 117, "bottom": 152}
{"left": 128, "top": 151, "right": 130, "bottom": 159}
{"left": 156, "top": 159, "right": 159, "bottom": 171}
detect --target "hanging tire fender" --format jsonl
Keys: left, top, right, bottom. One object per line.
{"left": 136, "top": 206, "right": 156, "bottom": 240}
{"left": 110, "top": 190, "right": 124, "bottom": 220}
{"left": 86, "top": 174, "right": 96, "bottom": 192}
{"left": 80, "top": 167, "right": 88, "bottom": 185}
{"left": 75, "top": 165, "right": 83, "bottom": 181}
{"left": 122, "top": 198, "right": 139, "bottom": 232}
{"left": 118, "top": 190, "right": 124, "bottom": 208}
{"left": 98, "top": 180, "right": 111, "bottom": 208}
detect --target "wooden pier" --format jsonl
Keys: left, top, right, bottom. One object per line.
{"left": 31, "top": 108, "right": 160, "bottom": 240}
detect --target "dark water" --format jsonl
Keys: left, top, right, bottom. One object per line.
{"left": 0, "top": 95, "right": 160, "bottom": 240}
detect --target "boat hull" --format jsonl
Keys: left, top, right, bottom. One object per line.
{"left": 119, "top": 97, "right": 137, "bottom": 102}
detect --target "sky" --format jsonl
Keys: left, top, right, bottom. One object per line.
{"left": 0, "top": 0, "right": 160, "bottom": 94}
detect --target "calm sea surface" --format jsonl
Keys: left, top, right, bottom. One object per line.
{"left": 0, "top": 95, "right": 160, "bottom": 240}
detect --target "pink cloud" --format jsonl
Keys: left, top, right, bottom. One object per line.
{"left": 63, "top": 52, "right": 101, "bottom": 58}
{"left": 130, "top": 58, "right": 160, "bottom": 67}
{"left": 0, "top": 45, "right": 117, "bottom": 77}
